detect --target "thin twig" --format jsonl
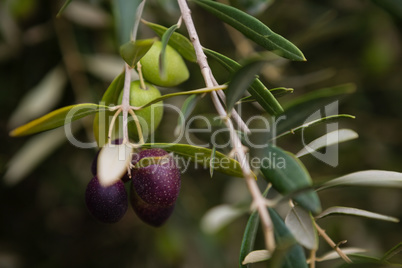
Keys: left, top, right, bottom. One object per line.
{"left": 121, "top": 64, "right": 132, "bottom": 143}
{"left": 177, "top": 0, "right": 275, "bottom": 252}
{"left": 313, "top": 221, "right": 352, "bottom": 264}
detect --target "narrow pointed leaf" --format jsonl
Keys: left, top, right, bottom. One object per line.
{"left": 57, "top": 0, "right": 73, "bottom": 17}
{"left": 175, "top": 94, "right": 199, "bottom": 136}
{"left": 273, "top": 114, "right": 355, "bottom": 141}
{"left": 143, "top": 20, "right": 197, "bottom": 62}
{"left": 276, "top": 83, "right": 356, "bottom": 136}
{"left": 141, "top": 143, "right": 250, "bottom": 178}
{"left": 193, "top": 0, "right": 305, "bottom": 61}
{"left": 10, "top": 103, "right": 108, "bottom": 137}
{"left": 239, "top": 209, "right": 261, "bottom": 267}
{"left": 381, "top": 242, "right": 402, "bottom": 262}
{"left": 112, "top": 0, "right": 141, "bottom": 45}
{"left": 285, "top": 206, "right": 318, "bottom": 250}
{"left": 270, "top": 87, "right": 294, "bottom": 98}
{"left": 93, "top": 72, "right": 125, "bottom": 147}
{"left": 242, "top": 250, "right": 271, "bottom": 265}
{"left": 159, "top": 24, "right": 179, "bottom": 77}
{"left": 237, "top": 87, "right": 293, "bottom": 104}
{"left": 120, "top": 39, "right": 155, "bottom": 68}
{"left": 204, "top": 48, "right": 283, "bottom": 115}
{"left": 269, "top": 208, "right": 308, "bottom": 268}
{"left": 260, "top": 145, "right": 321, "bottom": 214}
{"left": 239, "top": 186, "right": 270, "bottom": 268}
{"left": 318, "top": 170, "right": 402, "bottom": 190}
{"left": 296, "top": 129, "right": 359, "bottom": 158}
{"left": 226, "top": 60, "right": 265, "bottom": 112}
{"left": 316, "top": 206, "right": 399, "bottom": 223}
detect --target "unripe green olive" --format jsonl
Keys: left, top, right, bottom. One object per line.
{"left": 140, "top": 41, "right": 189, "bottom": 87}
{"left": 118, "top": 81, "right": 163, "bottom": 138}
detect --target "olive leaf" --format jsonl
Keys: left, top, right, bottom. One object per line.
{"left": 204, "top": 48, "right": 284, "bottom": 116}
{"left": 260, "top": 145, "right": 322, "bottom": 215}
{"left": 225, "top": 60, "right": 266, "bottom": 113}
{"left": 120, "top": 39, "right": 155, "bottom": 68}
{"left": 159, "top": 24, "right": 179, "bottom": 78}
{"left": 142, "top": 20, "right": 197, "bottom": 62}
{"left": 10, "top": 103, "right": 108, "bottom": 137}
{"left": 193, "top": 0, "right": 305, "bottom": 61}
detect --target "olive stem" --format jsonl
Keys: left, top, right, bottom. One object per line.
{"left": 137, "top": 61, "right": 147, "bottom": 90}
{"left": 313, "top": 221, "right": 352, "bottom": 263}
{"left": 128, "top": 109, "right": 145, "bottom": 144}
{"left": 121, "top": 63, "right": 132, "bottom": 144}
{"left": 177, "top": 0, "right": 275, "bottom": 252}
{"left": 108, "top": 107, "right": 122, "bottom": 143}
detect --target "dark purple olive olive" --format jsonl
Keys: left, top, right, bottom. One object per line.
{"left": 85, "top": 176, "right": 128, "bottom": 223}
{"left": 131, "top": 149, "right": 180, "bottom": 206}
{"left": 130, "top": 186, "right": 175, "bottom": 227}
{"left": 130, "top": 148, "right": 181, "bottom": 226}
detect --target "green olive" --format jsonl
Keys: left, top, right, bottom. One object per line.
{"left": 118, "top": 81, "right": 163, "bottom": 138}
{"left": 140, "top": 41, "right": 189, "bottom": 87}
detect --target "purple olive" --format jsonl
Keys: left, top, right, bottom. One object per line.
{"left": 85, "top": 176, "right": 128, "bottom": 223}
{"left": 130, "top": 148, "right": 181, "bottom": 226}
{"left": 130, "top": 186, "right": 175, "bottom": 227}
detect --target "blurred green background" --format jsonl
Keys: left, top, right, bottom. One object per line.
{"left": 1, "top": 0, "right": 401, "bottom": 267}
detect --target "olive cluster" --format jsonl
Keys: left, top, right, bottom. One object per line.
{"left": 85, "top": 41, "right": 187, "bottom": 226}
{"left": 86, "top": 147, "right": 181, "bottom": 227}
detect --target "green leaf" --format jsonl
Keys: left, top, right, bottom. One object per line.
{"left": 296, "top": 129, "right": 359, "bottom": 158}
{"left": 226, "top": 60, "right": 266, "bottom": 112}
{"left": 239, "top": 186, "right": 270, "bottom": 268}
{"left": 113, "top": 0, "right": 142, "bottom": 45}
{"left": 193, "top": 0, "right": 305, "bottom": 61}
{"left": 57, "top": 0, "right": 73, "bottom": 17}
{"left": 318, "top": 170, "right": 402, "bottom": 191}
{"left": 260, "top": 145, "right": 321, "bottom": 215}
{"left": 141, "top": 143, "right": 250, "bottom": 178}
{"left": 273, "top": 114, "right": 356, "bottom": 141}
{"left": 239, "top": 209, "right": 261, "bottom": 267}
{"left": 143, "top": 20, "right": 197, "bottom": 62}
{"left": 275, "top": 83, "right": 356, "bottom": 136}
{"left": 119, "top": 39, "right": 155, "bottom": 68}
{"left": 268, "top": 208, "right": 308, "bottom": 268}
{"left": 283, "top": 83, "right": 356, "bottom": 111}
{"left": 270, "top": 87, "right": 294, "bottom": 98}
{"left": 381, "top": 242, "right": 402, "bottom": 262}
{"left": 204, "top": 48, "right": 283, "bottom": 115}
{"left": 93, "top": 72, "right": 125, "bottom": 147}
{"left": 10, "top": 103, "right": 107, "bottom": 137}
{"left": 175, "top": 94, "right": 199, "bottom": 136}
{"left": 237, "top": 88, "right": 293, "bottom": 104}
{"left": 160, "top": 24, "right": 179, "bottom": 77}
{"left": 285, "top": 206, "right": 318, "bottom": 250}
{"left": 316, "top": 206, "right": 399, "bottom": 223}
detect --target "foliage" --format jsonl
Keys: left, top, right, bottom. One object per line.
{"left": 2, "top": 0, "right": 402, "bottom": 267}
